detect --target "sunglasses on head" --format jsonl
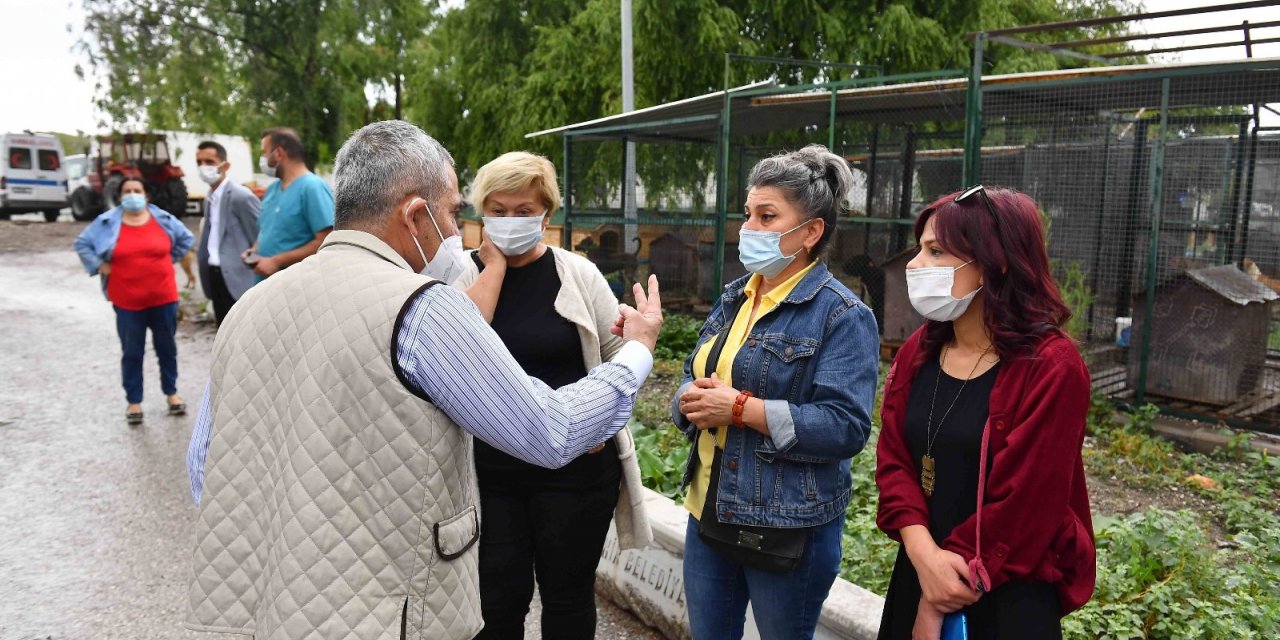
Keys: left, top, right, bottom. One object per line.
{"left": 955, "top": 184, "right": 1002, "bottom": 234}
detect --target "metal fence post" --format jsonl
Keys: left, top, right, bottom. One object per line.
{"left": 963, "top": 33, "right": 986, "bottom": 185}
{"left": 1086, "top": 119, "right": 1113, "bottom": 340}
{"left": 897, "top": 127, "right": 918, "bottom": 249}
{"left": 1239, "top": 118, "right": 1261, "bottom": 265}
{"left": 828, "top": 88, "right": 838, "bottom": 150}
{"left": 715, "top": 54, "right": 732, "bottom": 295}
{"left": 562, "top": 135, "right": 572, "bottom": 250}
{"left": 1136, "top": 77, "right": 1172, "bottom": 406}
{"left": 1224, "top": 118, "right": 1249, "bottom": 266}
{"left": 1116, "top": 120, "right": 1150, "bottom": 318}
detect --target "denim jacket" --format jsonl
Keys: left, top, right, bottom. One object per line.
{"left": 74, "top": 205, "right": 195, "bottom": 277}
{"left": 670, "top": 261, "right": 880, "bottom": 527}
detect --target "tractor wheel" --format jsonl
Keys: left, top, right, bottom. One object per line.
{"left": 156, "top": 179, "right": 188, "bottom": 217}
{"left": 43, "top": 210, "right": 59, "bottom": 222}
{"left": 71, "top": 187, "right": 103, "bottom": 221}
{"left": 103, "top": 176, "right": 124, "bottom": 211}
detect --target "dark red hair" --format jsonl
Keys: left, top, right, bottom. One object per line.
{"left": 912, "top": 186, "right": 1071, "bottom": 364}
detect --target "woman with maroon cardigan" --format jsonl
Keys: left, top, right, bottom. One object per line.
{"left": 875, "top": 186, "right": 1095, "bottom": 640}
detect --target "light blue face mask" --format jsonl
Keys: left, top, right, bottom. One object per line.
{"left": 121, "top": 193, "right": 146, "bottom": 212}
{"left": 738, "top": 220, "right": 813, "bottom": 278}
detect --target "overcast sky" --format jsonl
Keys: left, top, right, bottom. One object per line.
{"left": 0, "top": 0, "right": 1276, "bottom": 135}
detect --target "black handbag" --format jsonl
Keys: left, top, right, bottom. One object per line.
{"left": 694, "top": 296, "right": 810, "bottom": 574}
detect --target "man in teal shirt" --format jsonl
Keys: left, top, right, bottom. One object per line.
{"left": 242, "top": 127, "right": 334, "bottom": 278}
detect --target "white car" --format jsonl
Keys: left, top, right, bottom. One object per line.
{"left": 64, "top": 154, "right": 88, "bottom": 196}
{"left": 1, "top": 132, "right": 67, "bottom": 222}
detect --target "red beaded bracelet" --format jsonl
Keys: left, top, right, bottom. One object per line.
{"left": 732, "top": 391, "right": 753, "bottom": 427}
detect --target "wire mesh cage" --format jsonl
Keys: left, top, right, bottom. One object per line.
{"left": 531, "top": 12, "right": 1280, "bottom": 428}
{"left": 972, "top": 46, "right": 1280, "bottom": 427}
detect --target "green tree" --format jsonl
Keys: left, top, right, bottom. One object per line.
{"left": 407, "top": 0, "right": 1139, "bottom": 198}
{"left": 82, "top": 0, "right": 1140, "bottom": 172}
{"left": 80, "top": 0, "right": 428, "bottom": 165}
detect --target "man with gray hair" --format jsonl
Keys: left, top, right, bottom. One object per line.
{"left": 185, "top": 120, "right": 663, "bottom": 640}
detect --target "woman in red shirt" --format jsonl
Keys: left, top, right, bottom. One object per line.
{"left": 875, "top": 186, "right": 1094, "bottom": 640}
{"left": 74, "top": 178, "right": 195, "bottom": 424}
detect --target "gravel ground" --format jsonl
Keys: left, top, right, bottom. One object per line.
{"left": 0, "top": 216, "right": 665, "bottom": 639}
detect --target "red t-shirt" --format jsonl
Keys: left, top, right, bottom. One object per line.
{"left": 107, "top": 217, "right": 179, "bottom": 311}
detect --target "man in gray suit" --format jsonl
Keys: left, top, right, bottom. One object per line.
{"left": 195, "top": 141, "right": 261, "bottom": 325}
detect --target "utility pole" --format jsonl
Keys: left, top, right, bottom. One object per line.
{"left": 621, "top": 0, "right": 637, "bottom": 252}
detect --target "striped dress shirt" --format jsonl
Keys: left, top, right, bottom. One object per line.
{"left": 187, "top": 283, "right": 651, "bottom": 504}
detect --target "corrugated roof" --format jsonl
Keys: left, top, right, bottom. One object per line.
{"left": 524, "top": 80, "right": 775, "bottom": 140}
{"left": 1188, "top": 264, "right": 1280, "bottom": 305}
{"left": 527, "top": 57, "right": 1280, "bottom": 140}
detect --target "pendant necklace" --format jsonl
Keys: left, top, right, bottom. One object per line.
{"left": 921, "top": 342, "right": 993, "bottom": 497}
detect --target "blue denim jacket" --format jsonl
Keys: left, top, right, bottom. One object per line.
{"left": 670, "top": 261, "right": 879, "bottom": 527}
{"left": 74, "top": 205, "right": 195, "bottom": 277}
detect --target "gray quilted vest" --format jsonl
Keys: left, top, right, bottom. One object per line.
{"left": 187, "top": 230, "right": 482, "bottom": 639}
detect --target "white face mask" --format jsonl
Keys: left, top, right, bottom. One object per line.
{"left": 407, "top": 199, "right": 467, "bottom": 284}
{"left": 483, "top": 214, "right": 545, "bottom": 256}
{"left": 259, "top": 152, "right": 277, "bottom": 178}
{"left": 197, "top": 164, "right": 223, "bottom": 185}
{"left": 906, "top": 260, "right": 982, "bottom": 321}
{"left": 425, "top": 235, "right": 467, "bottom": 283}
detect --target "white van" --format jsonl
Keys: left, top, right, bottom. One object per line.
{"left": 1, "top": 132, "right": 68, "bottom": 222}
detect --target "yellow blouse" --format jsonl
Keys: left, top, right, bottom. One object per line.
{"left": 683, "top": 260, "right": 818, "bottom": 519}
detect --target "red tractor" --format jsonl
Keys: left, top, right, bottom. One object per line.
{"left": 70, "top": 132, "right": 188, "bottom": 220}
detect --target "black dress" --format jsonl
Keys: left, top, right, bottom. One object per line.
{"left": 877, "top": 356, "right": 1062, "bottom": 640}
{"left": 471, "top": 249, "right": 622, "bottom": 640}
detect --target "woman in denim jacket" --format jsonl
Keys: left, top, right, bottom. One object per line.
{"left": 74, "top": 178, "right": 195, "bottom": 424}
{"left": 672, "top": 145, "right": 880, "bottom": 639}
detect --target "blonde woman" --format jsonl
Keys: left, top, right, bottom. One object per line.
{"left": 454, "top": 151, "right": 651, "bottom": 639}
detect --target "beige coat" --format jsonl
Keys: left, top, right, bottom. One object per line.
{"left": 455, "top": 245, "right": 653, "bottom": 550}
{"left": 189, "top": 231, "right": 484, "bottom": 639}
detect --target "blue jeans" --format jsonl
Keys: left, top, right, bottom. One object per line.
{"left": 114, "top": 302, "right": 179, "bottom": 404}
{"left": 683, "top": 514, "right": 843, "bottom": 640}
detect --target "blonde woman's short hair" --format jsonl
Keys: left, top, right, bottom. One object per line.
{"left": 469, "top": 151, "right": 561, "bottom": 214}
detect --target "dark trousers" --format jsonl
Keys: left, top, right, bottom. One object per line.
{"left": 474, "top": 475, "right": 620, "bottom": 640}
{"left": 114, "top": 302, "right": 179, "bottom": 404}
{"left": 206, "top": 266, "right": 238, "bottom": 325}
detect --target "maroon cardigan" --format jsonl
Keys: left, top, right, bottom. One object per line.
{"left": 875, "top": 327, "right": 1096, "bottom": 615}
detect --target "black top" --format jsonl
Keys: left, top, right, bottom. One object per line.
{"left": 471, "top": 249, "right": 620, "bottom": 487}
{"left": 902, "top": 354, "right": 1000, "bottom": 540}
{"left": 880, "top": 354, "right": 1063, "bottom": 640}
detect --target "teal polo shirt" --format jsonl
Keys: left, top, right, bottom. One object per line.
{"left": 257, "top": 172, "right": 334, "bottom": 258}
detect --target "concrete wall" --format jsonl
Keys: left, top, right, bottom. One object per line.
{"left": 596, "top": 488, "right": 885, "bottom": 640}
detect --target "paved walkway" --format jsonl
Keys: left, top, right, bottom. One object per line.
{"left": 0, "top": 243, "right": 661, "bottom": 639}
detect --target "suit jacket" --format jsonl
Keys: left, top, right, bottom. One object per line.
{"left": 197, "top": 180, "right": 261, "bottom": 300}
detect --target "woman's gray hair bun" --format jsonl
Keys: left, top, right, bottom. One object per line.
{"left": 747, "top": 144, "right": 854, "bottom": 257}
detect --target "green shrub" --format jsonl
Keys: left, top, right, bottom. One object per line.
{"left": 1065, "top": 509, "right": 1280, "bottom": 639}
{"left": 630, "top": 418, "right": 690, "bottom": 501}
{"left": 655, "top": 313, "right": 703, "bottom": 361}
{"left": 629, "top": 375, "right": 1280, "bottom": 639}
{"left": 1070, "top": 399, "right": 1280, "bottom": 638}
{"left": 839, "top": 429, "right": 899, "bottom": 595}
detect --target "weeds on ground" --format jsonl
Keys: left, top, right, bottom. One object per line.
{"left": 1070, "top": 396, "right": 1280, "bottom": 638}
{"left": 629, "top": 349, "right": 1280, "bottom": 638}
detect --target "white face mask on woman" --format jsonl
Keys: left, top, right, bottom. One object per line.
{"left": 906, "top": 260, "right": 981, "bottom": 321}
{"left": 483, "top": 214, "right": 545, "bottom": 256}
{"left": 407, "top": 199, "right": 468, "bottom": 284}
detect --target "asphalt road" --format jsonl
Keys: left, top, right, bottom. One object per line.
{"left": 0, "top": 230, "right": 662, "bottom": 640}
